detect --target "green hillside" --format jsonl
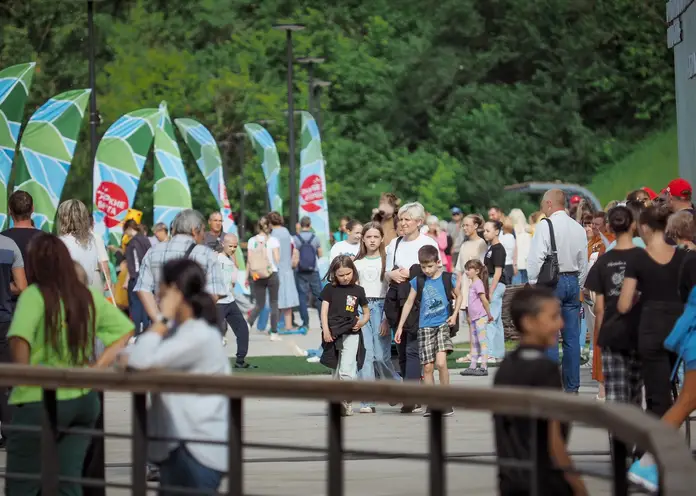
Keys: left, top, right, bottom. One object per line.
{"left": 587, "top": 126, "right": 678, "bottom": 206}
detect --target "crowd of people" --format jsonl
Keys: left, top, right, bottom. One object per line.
{"left": 0, "top": 175, "right": 694, "bottom": 493}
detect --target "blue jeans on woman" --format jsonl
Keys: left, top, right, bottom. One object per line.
{"left": 546, "top": 274, "right": 581, "bottom": 393}
{"left": 487, "top": 280, "right": 506, "bottom": 359}
{"left": 511, "top": 269, "right": 528, "bottom": 285}
{"left": 159, "top": 445, "right": 223, "bottom": 496}
{"left": 358, "top": 299, "right": 401, "bottom": 408}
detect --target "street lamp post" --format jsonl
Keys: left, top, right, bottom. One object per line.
{"left": 87, "top": 0, "right": 99, "bottom": 164}
{"left": 311, "top": 80, "right": 332, "bottom": 135}
{"left": 272, "top": 23, "right": 305, "bottom": 234}
{"left": 232, "top": 132, "right": 247, "bottom": 240}
{"left": 296, "top": 56, "right": 325, "bottom": 116}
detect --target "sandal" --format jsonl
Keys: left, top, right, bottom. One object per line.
{"left": 456, "top": 354, "right": 472, "bottom": 363}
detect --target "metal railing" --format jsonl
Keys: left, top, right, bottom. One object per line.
{"left": 0, "top": 364, "right": 694, "bottom": 495}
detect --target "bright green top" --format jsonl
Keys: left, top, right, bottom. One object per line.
{"left": 8, "top": 285, "right": 134, "bottom": 405}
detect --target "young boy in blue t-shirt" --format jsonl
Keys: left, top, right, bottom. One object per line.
{"left": 395, "top": 245, "right": 462, "bottom": 417}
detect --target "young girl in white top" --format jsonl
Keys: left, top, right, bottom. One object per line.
{"left": 353, "top": 222, "right": 400, "bottom": 413}
{"left": 246, "top": 217, "right": 282, "bottom": 340}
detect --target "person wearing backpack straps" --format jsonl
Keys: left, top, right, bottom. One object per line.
{"left": 527, "top": 189, "right": 588, "bottom": 394}
{"left": 246, "top": 217, "right": 282, "bottom": 341}
{"left": 294, "top": 216, "right": 323, "bottom": 331}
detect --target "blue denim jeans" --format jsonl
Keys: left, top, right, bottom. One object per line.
{"left": 159, "top": 445, "right": 223, "bottom": 496}
{"left": 511, "top": 269, "right": 528, "bottom": 285}
{"left": 295, "top": 271, "right": 322, "bottom": 328}
{"left": 487, "top": 280, "right": 506, "bottom": 359}
{"left": 128, "top": 278, "right": 150, "bottom": 336}
{"left": 358, "top": 299, "right": 401, "bottom": 407}
{"left": 547, "top": 274, "right": 581, "bottom": 393}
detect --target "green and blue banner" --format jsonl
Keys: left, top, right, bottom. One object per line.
{"left": 14, "top": 89, "right": 91, "bottom": 231}
{"left": 244, "top": 123, "right": 282, "bottom": 214}
{"left": 0, "top": 62, "right": 36, "bottom": 229}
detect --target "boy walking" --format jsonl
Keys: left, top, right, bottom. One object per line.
{"left": 395, "top": 245, "right": 462, "bottom": 417}
{"left": 494, "top": 286, "right": 587, "bottom": 496}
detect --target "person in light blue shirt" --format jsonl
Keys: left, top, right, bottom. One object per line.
{"left": 608, "top": 200, "right": 647, "bottom": 251}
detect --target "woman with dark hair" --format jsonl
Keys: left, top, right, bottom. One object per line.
{"left": 6, "top": 233, "right": 133, "bottom": 496}
{"left": 618, "top": 206, "right": 696, "bottom": 419}
{"left": 122, "top": 258, "right": 231, "bottom": 494}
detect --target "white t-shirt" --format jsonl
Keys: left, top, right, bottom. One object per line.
{"left": 217, "top": 253, "right": 237, "bottom": 304}
{"left": 329, "top": 240, "right": 360, "bottom": 263}
{"left": 385, "top": 234, "right": 440, "bottom": 272}
{"left": 247, "top": 234, "right": 280, "bottom": 272}
{"left": 499, "top": 233, "right": 516, "bottom": 266}
{"left": 60, "top": 234, "right": 101, "bottom": 289}
{"left": 91, "top": 230, "right": 108, "bottom": 263}
{"left": 354, "top": 256, "right": 387, "bottom": 298}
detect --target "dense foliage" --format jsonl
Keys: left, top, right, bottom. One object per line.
{"left": 0, "top": 0, "right": 674, "bottom": 232}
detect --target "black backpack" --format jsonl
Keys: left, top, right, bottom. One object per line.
{"left": 296, "top": 234, "right": 318, "bottom": 272}
{"left": 414, "top": 272, "right": 459, "bottom": 336}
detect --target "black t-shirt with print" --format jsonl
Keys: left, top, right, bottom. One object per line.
{"left": 320, "top": 283, "right": 368, "bottom": 337}
{"left": 585, "top": 248, "right": 643, "bottom": 351}
{"left": 485, "top": 243, "right": 508, "bottom": 283}
{"left": 494, "top": 345, "right": 572, "bottom": 496}
{"left": 624, "top": 247, "right": 696, "bottom": 303}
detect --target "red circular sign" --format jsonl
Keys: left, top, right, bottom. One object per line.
{"left": 300, "top": 174, "right": 323, "bottom": 213}
{"left": 95, "top": 181, "right": 129, "bottom": 228}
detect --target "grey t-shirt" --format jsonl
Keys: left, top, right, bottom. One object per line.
{"left": 0, "top": 234, "right": 23, "bottom": 322}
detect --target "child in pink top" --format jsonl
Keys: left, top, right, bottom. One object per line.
{"left": 461, "top": 259, "right": 493, "bottom": 376}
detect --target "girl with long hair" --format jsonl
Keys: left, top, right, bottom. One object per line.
{"left": 321, "top": 255, "right": 370, "bottom": 416}
{"left": 57, "top": 199, "right": 103, "bottom": 290}
{"left": 508, "top": 208, "right": 531, "bottom": 284}
{"left": 267, "top": 211, "right": 301, "bottom": 333}
{"left": 460, "top": 259, "right": 493, "bottom": 377}
{"left": 247, "top": 217, "right": 281, "bottom": 340}
{"left": 483, "top": 221, "right": 507, "bottom": 362}
{"left": 354, "top": 222, "right": 400, "bottom": 413}
{"left": 122, "top": 258, "right": 231, "bottom": 494}
{"left": 6, "top": 234, "right": 133, "bottom": 496}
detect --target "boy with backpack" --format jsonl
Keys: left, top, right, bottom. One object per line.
{"left": 395, "top": 244, "right": 462, "bottom": 417}
{"left": 294, "top": 216, "right": 324, "bottom": 330}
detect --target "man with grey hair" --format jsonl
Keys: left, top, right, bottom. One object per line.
{"left": 149, "top": 222, "right": 169, "bottom": 247}
{"left": 204, "top": 211, "right": 225, "bottom": 253}
{"left": 384, "top": 201, "right": 439, "bottom": 413}
{"left": 216, "top": 233, "right": 255, "bottom": 368}
{"left": 135, "top": 209, "right": 227, "bottom": 323}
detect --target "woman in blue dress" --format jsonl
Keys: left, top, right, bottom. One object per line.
{"left": 267, "top": 212, "right": 301, "bottom": 333}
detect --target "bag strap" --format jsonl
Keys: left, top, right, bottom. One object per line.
{"left": 542, "top": 218, "right": 557, "bottom": 253}
{"left": 184, "top": 242, "right": 197, "bottom": 259}
{"left": 416, "top": 274, "right": 426, "bottom": 305}
{"left": 442, "top": 272, "right": 455, "bottom": 314}
{"left": 393, "top": 236, "right": 404, "bottom": 265}
{"left": 676, "top": 249, "right": 691, "bottom": 302}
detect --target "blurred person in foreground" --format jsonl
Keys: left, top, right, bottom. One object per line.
{"left": 6, "top": 234, "right": 133, "bottom": 496}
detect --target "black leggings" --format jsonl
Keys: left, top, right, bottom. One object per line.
{"left": 249, "top": 273, "right": 280, "bottom": 333}
{"left": 218, "top": 301, "right": 249, "bottom": 363}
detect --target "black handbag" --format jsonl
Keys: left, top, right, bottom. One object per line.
{"left": 536, "top": 218, "right": 559, "bottom": 287}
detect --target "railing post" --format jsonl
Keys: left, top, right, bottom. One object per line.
{"left": 529, "top": 417, "right": 543, "bottom": 496}
{"left": 327, "top": 402, "right": 343, "bottom": 496}
{"left": 41, "top": 389, "right": 59, "bottom": 496}
{"left": 429, "top": 409, "right": 445, "bottom": 496}
{"left": 228, "top": 397, "right": 243, "bottom": 496}
{"left": 611, "top": 437, "right": 628, "bottom": 496}
{"left": 131, "top": 393, "right": 148, "bottom": 496}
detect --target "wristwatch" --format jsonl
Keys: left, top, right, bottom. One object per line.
{"left": 154, "top": 314, "right": 170, "bottom": 326}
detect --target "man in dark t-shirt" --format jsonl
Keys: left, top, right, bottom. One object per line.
{"left": 2, "top": 191, "right": 41, "bottom": 265}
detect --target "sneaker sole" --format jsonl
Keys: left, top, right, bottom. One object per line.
{"left": 627, "top": 472, "right": 658, "bottom": 493}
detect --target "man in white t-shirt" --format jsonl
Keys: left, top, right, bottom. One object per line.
{"left": 217, "top": 234, "right": 255, "bottom": 368}
{"left": 384, "top": 202, "right": 439, "bottom": 413}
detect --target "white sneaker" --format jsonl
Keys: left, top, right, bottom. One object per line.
{"left": 306, "top": 356, "right": 320, "bottom": 363}
{"left": 359, "top": 406, "right": 376, "bottom": 414}
{"left": 270, "top": 333, "right": 282, "bottom": 342}
{"left": 293, "top": 345, "right": 308, "bottom": 357}
{"left": 127, "top": 336, "right": 136, "bottom": 346}
{"left": 341, "top": 402, "right": 353, "bottom": 416}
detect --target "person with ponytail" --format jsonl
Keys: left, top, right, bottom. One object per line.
{"left": 122, "top": 258, "right": 231, "bottom": 493}
{"left": 618, "top": 206, "right": 696, "bottom": 420}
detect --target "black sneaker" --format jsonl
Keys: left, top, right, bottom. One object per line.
{"left": 423, "top": 407, "right": 454, "bottom": 417}
{"left": 234, "top": 362, "right": 258, "bottom": 369}
{"left": 400, "top": 404, "right": 423, "bottom": 414}
{"left": 472, "top": 367, "right": 489, "bottom": 377}
{"left": 459, "top": 368, "right": 477, "bottom": 376}
{"left": 423, "top": 408, "right": 431, "bottom": 417}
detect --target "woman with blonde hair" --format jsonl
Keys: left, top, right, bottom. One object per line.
{"left": 57, "top": 199, "right": 102, "bottom": 290}
{"left": 499, "top": 217, "right": 517, "bottom": 285}
{"left": 508, "top": 208, "right": 531, "bottom": 284}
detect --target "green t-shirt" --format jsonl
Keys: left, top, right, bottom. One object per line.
{"left": 8, "top": 285, "right": 134, "bottom": 405}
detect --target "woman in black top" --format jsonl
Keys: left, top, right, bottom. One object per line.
{"left": 618, "top": 206, "right": 696, "bottom": 417}
{"left": 483, "top": 221, "right": 507, "bottom": 361}
{"left": 585, "top": 206, "right": 643, "bottom": 406}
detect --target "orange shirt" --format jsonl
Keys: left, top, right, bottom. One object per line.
{"left": 588, "top": 232, "right": 615, "bottom": 259}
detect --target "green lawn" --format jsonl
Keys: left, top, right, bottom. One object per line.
{"left": 587, "top": 125, "right": 678, "bottom": 206}
{"left": 235, "top": 342, "right": 519, "bottom": 376}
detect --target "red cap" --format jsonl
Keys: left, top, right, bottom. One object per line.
{"left": 641, "top": 187, "right": 657, "bottom": 200}
{"left": 666, "top": 178, "right": 692, "bottom": 200}
{"left": 570, "top": 195, "right": 582, "bottom": 205}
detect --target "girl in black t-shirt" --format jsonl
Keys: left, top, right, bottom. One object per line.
{"left": 483, "top": 221, "right": 507, "bottom": 361}
{"left": 320, "top": 255, "right": 370, "bottom": 416}
{"left": 618, "top": 206, "right": 696, "bottom": 420}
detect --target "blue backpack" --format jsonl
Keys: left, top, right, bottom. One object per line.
{"left": 296, "top": 234, "right": 318, "bottom": 272}
{"left": 665, "top": 286, "right": 696, "bottom": 377}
